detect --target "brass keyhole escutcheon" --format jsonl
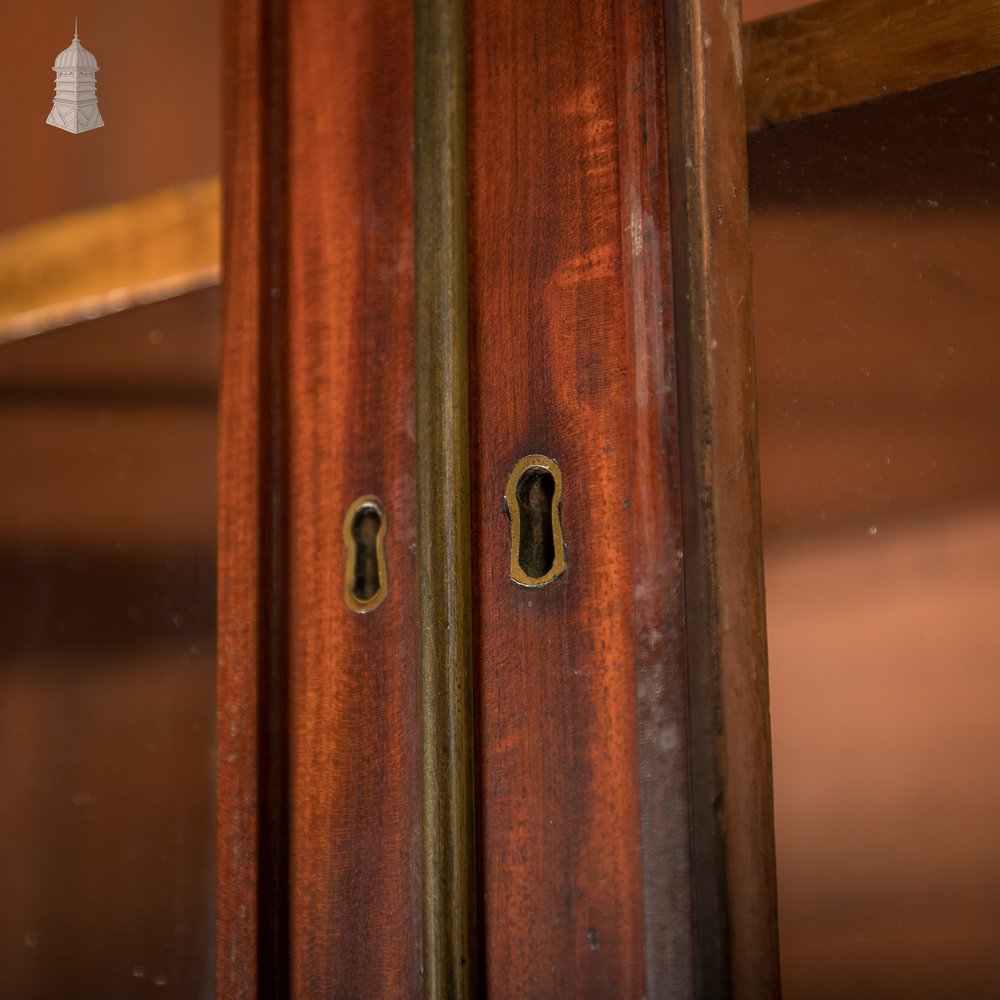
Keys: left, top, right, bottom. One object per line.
{"left": 343, "top": 495, "right": 388, "bottom": 613}
{"left": 505, "top": 454, "right": 566, "bottom": 588}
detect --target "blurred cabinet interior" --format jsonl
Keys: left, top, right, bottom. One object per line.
{"left": 744, "top": 0, "right": 1000, "bottom": 997}
{"left": 0, "top": 2, "right": 220, "bottom": 998}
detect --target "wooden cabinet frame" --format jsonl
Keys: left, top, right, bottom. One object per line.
{"left": 218, "top": 0, "right": 776, "bottom": 996}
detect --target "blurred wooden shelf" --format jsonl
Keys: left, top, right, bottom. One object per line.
{"left": 744, "top": 0, "right": 1000, "bottom": 132}
{"left": 0, "top": 178, "right": 219, "bottom": 343}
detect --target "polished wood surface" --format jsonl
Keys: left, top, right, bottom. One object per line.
{"left": 287, "top": 0, "right": 422, "bottom": 994}
{"left": 0, "top": 180, "right": 219, "bottom": 342}
{"left": 220, "top": 1, "right": 776, "bottom": 995}
{"left": 616, "top": 2, "right": 699, "bottom": 993}
{"left": 467, "top": 0, "right": 646, "bottom": 985}
{"left": 665, "top": 0, "right": 779, "bottom": 994}
{"left": 465, "top": 0, "right": 770, "bottom": 994}
{"left": 220, "top": 0, "right": 423, "bottom": 997}
{"left": 218, "top": 1, "right": 271, "bottom": 995}
{"left": 744, "top": 0, "right": 1000, "bottom": 131}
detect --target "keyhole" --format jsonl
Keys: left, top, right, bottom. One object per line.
{"left": 506, "top": 455, "right": 566, "bottom": 588}
{"left": 343, "top": 496, "right": 388, "bottom": 612}
{"left": 516, "top": 468, "right": 556, "bottom": 579}
{"left": 351, "top": 507, "right": 382, "bottom": 602}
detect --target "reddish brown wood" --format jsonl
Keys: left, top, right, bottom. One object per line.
{"left": 218, "top": 1, "right": 269, "bottom": 995}
{"left": 467, "top": 0, "right": 691, "bottom": 994}
{"left": 613, "top": 3, "right": 698, "bottom": 995}
{"left": 285, "top": 0, "right": 421, "bottom": 995}
{"left": 220, "top": 0, "right": 420, "bottom": 996}
{"left": 221, "top": 1, "right": 777, "bottom": 994}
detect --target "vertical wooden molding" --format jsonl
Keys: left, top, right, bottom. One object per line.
{"left": 223, "top": 0, "right": 423, "bottom": 994}
{"left": 612, "top": 2, "right": 696, "bottom": 995}
{"left": 663, "top": 0, "right": 781, "bottom": 996}
{"left": 285, "top": 0, "right": 421, "bottom": 992}
{"left": 219, "top": 0, "right": 290, "bottom": 997}
{"left": 414, "top": 0, "right": 477, "bottom": 996}
{"left": 468, "top": 0, "right": 691, "bottom": 993}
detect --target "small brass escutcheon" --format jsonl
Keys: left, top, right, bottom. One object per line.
{"left": 505, "top": 454, "right": 566, "bottom": 588}
{"left": 343, "top": 495, "right": 388, "bottom": 613}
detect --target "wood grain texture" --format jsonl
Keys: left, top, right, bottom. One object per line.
{"left": 221, "top": 0, "right": 777, "bottom": 993}
{"left": 614, "top": 2, "right": 697, "bottom": 995}
{"left": 744, "top": 0, "right": 1000, "bottom": 131}
{"left": 468, "top": 0, "right": 690, "bottom": 994}
{"left": 218, "top": 1, "right": 269, "bottom": 996}
{"left": 222, "top": 1, "right": 421, "bottom": 996}
{"left": 0, "top": 179, "right": 219, "bottom": 342}
{"left": 286, "top": 0, "right": 421, "bottom": 997}
{"left": 665, "top": 0, "right": 780, "bottom": 995}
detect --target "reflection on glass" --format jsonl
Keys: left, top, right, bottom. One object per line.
{"left": 0, "top": 292, "right": 217, "bottom": 998}
{"left": 751, "top": 72, "right": 1000, "bottom": 997}
{"left": 0, "top": 2, "right": 219, "bottom": 994}
{"left": 0, "top": 1, "right": 219, "bottom": 232}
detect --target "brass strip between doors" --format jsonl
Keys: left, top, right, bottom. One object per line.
{"left": 414, "top": 0, "right": 478, "bottom": 996}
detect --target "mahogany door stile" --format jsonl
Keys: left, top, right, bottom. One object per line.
{"left": 467, "top": 0, "right": 692, "bottom": 994}
{"left": 219, "top": 1, "right": 282, "bottom": 995}
{"left": 286, "top": 0, "right": 421, "bottom": 995}
{"left": 220, "top": 0, "right": 422, "bottom": 996}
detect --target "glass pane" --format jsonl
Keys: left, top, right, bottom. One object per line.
{"left": 0, "top": 1, "right": 218, "bottom": 230}
{"left": 0, "top": 3, "right": 219, "bottom": 994}
{"left": 0, "top": 292, "right": 218, "bottom": 998}
{"left": 751, "top": 72, "right": 1000, "bottom": 997}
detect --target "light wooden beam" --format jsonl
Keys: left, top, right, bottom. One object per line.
{"left": 0, "top": 178, "right": 219, "bottom": 343}
{"left": 744, "top": 0, "right": 1000, "bottom": 133}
